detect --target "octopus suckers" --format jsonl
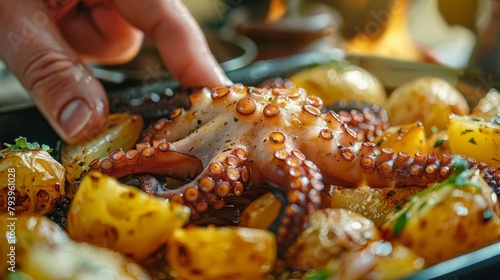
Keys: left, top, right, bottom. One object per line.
{"left": 199, "top": 177, "right": 215, "bottom": 192}
{"left": 125, "top": 149, "right": 138, "bottom": 160}
{"left": 211, "top": 86, "right": 231, "bottom": 99}
{"left": 208, "top": 162, "right": 224, "bottom": 175}
{"left": 170, "top": 108, "right": 183, "bottom": 119}
{"left": 319, "top": 129, "right": 334, "bottom": 140}
{"left": 236, "top": 97, "right": 257, "bottom": 115}
{"left": 270, "top": 132, "right": 286, "bottom": 144}
{"left": 302, "top": 104, "right": 321, "bottom": 117}
{"left": 263, "top": 104, "right": 280, "bottom": 118}
{"left": 275, "top": 150, "right": 288, "bottom": 161}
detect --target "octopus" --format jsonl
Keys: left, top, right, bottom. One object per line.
{"left": 83, "top": 84, "right": 500, "bottom": 254}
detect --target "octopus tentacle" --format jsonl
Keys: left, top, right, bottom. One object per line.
{"left": 86, "top": 140, "right": 203, "bottom": 180}
{"left": 325, "top": 100, "right": 389, "bottom": 142}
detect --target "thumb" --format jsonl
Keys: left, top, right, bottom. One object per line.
{"left": 0, "top": 1, "right": 109, "bottom": 144}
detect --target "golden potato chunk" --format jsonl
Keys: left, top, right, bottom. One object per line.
{"left": 285, "top": 208, "right": 381, "bottom": 271}
{"left": 447, "top": 114, "right": 500, "bottom": 169}
{"left": 426, "top": 129, "right": 452, "bottom": 157}
{"left": 167, "top": 226, "right": 276, "bottom": 280}
{"left": 61, "top": 113, "right": 143, "bottom": 188}
{"left": 0, "top": 214, "right": 150, "bottom": 280}
{"left": 332, "top": 241, "right": 425, "bottom": 280}
{"left": 67, "top": 171, "right": 190, "bottom": 261}
{"left": 382, "top": 160, "right": 500, "bottom": 266}
{"left": 331, "top": 186, "right": 423, "bottom": 227}
{"left": 239, "top": 192, "right": 281, "bottom": 229}
{"left": 374, "top": 122, "right": 428, "bottom": 155}
{"left": 0, "top": 140, "right": 65, "bottom": 215}
{"left": 290, "top": 62, "right": 387, "bottom": 106}
{"left": 387, "top": 77, "right": 469, "bottom": 135}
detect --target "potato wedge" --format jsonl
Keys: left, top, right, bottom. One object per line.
{"left": 0, "top": 139, "right": 65, "bottom": 215}
{"left": 61, "top": 113, "right": 143, "bottom": 188}
{"left": 239, "top": 192, "right": 282, "bottom": 229}
{"left": 331, "top": 186, "right": 424, "bottom": 227}
{"left": 167, "top": 226, "right": 276, "bottom": 280}
{"left": 331, "top": 241, "right": 424, "bottom": 280}
{"left": 0, "top": 214, "right": 150, "bottom": 280}
{"left": 374, "top": 122, "right": 428, "bottom": 155}
{"left": 285, "top": 208, "right": 381, "bottom": 271}
{"left": 381, "top": 159, "right": 500, "bottom": 266}
{"left": 289, "top": 62, "right": 387, "bottom": 106}
{"left": 387, "top": 77, "right": 469, "bottom": 135}
{"left": 447, "top": 114, "right": 500, "bottom": 168}
{"left": 67, "top": 172, "right": 190, "bottom": 261}
{"left": 472, "top": 88, "right": 500, "bottom": 120}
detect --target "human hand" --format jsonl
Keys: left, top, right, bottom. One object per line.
{"left": 0, "top": 0, "right": 230, "bottom": 144}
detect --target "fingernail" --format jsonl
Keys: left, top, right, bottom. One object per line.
{"left": 59, "top": 98, "right": 92, "bottom": 138}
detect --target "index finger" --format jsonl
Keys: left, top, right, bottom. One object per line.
{"left": 110, "top": 0, "right": 231, "bottom": 87}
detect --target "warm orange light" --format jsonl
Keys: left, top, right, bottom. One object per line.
{"left": 345, "top": 0, "right": 427, "bottom": 62}
{"left": 266, "top": 0, "right": 287, "bottom": 21}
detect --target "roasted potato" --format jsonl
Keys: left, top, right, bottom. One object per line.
{"left": 330, "top": 241, "right": 425, "bottom": 280}
{"left": 289, "top": 62, "right": 387, "bottom": 106}
{"left": 426, "top": 129, "right": 452, "bottom": 157}
{"left": 331, "top": 186, "right": 424, "bottom": 227}
{"left": 0, "top": 214, "right": 150, "bottom": 280}
{"left": 387, "top": 77, "right": 470, "bottom": 135}
{"left": 447, "top": 114, "right": 500, "bottom": 169}
{"left": 374, "top": 122, "right": 428, "bottom": 155}
{"left": 239, "top": 192, "right": 282, "bottom": 229}
{"left": 67, "top": 171, "right": 190, "bottom": 261}
{"left": 472, "top": 88, "right": 500, "bottom": 121}
{"left": 61, "top": 113, "right": 143, "bottom": 188}
{"left": 285, "top": 208, "right": 381, "bottom": 271}
{"left": 167, "top": 226, "right": 276, "bottom": 280}
{"left": 0, "top": 137, "right": 65, "bottom": 215}
{"left": 381, "top": 159, "right": 500, "bottom": 266}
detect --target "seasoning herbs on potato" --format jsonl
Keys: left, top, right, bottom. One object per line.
{"left": 381, "top": 158, "right": 500, "bottom": 266}
{"left": 67, "top": 171, "right": 190, "bottom": 261}
{"left": 0, "top": 137, "right": 64, "bottom": 215}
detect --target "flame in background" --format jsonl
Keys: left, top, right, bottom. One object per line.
{"left": 344, "top": 0, "right": 429, "bottom": 62}
{"left": 266, "top": 0, "right": 287, "bottom": 21}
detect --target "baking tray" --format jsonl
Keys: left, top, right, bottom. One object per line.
{"left": 1, "top": 49, "right": 499, "bottom": 279}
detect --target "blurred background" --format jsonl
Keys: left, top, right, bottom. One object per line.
{"left": 1, "top": 0, "right": 497, "bottom": 112}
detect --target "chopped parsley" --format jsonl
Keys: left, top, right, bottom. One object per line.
{"left": 468, "top": 138, "right": 477, "bottom": 145}
{"left": 3, "top": 136, "right": 53, "bottom": 153}
{"left": 391, "top": 156, "right": 482, "bottom": 237}
{"left": 433, "top": 139, "right": 445, "bottom": 148}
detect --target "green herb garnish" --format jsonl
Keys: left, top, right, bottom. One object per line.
{"left": 468, "top": 137, "right": 477, "bottom": 145}
{"left": 433, "top": 139, "right": 445, "bottom": 148}
{"left": 391, "top": 156, "right": 482, "bottom": 237}
{"left": 4, "top": 137, "right": 53, "bottom": 153}
{"left": 305, "top": 269, "right": 333, "bottom": 280}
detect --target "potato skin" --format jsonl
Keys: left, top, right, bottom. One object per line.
{"left": 290, "top": 62, "right": 387, "bottom": 106}
{"left": 167, "top": 226, "right": 276, "bottom": 280}
{"left": 447, "top": 114, "right": 500, "bottom": 169}
{"left": 0, "top": 214, "right": 150, "bottom": 280}
{"left": 285, "top": 208, "right": 381, "bottom": 271}
{"left": 61, "top": 113, "right": 143, "bottom": 189}
{"left": 374, "top": 122, "right": 428, "bottom": 155}
{"left": 333, "top": 241, "right": 425, "bottom": 280}
{"left": 67, "top": 171, "right": 190, "bottom": 261}
{"left": 382, "top": 172, "right": 500, "bottom": 266}
{"left": 331, "top": 186, "right": 423, "bottom": 227}
{"left": 0, "top": 149, "right": 65, "bottom": 215}
{"left": 387, "top": 77, "right": 469, "bottom": 135}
